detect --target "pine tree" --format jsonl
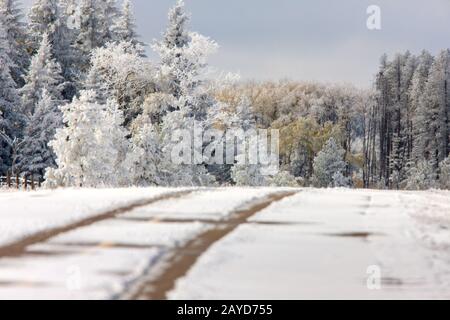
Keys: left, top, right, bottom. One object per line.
{"left": 129, "top": 122, "right": 162, "bottom": 186}
{"left": 18, "top": 89, "right": 62, "bottom": 177}
{"left": 45, "top": 90, "right": 131, "bottom": 187}
{"left": 20, "top": 33, "right": 64, "bottom": 116}
{"left": 28, "top": 0, "right": 78, "bottom": 98}
{"left": 411, "top": 51, "right": 434, "bottom": 162}
{"left": 76, "top": 0, "right": 120, "bottom": 72}
{"left": 151, "top": 0, "right": 219, "bottom": 187}
{"left": 28, "top": 0, "right": 58, "bottom": 49}
{"left": 0, "top": 0, "right": 30, "bottom": 86}
{"left": 312, "top": 137, "right": 349, "bottom": 188}
{"left": 153, "top": 0, "right": 218, "bottom": 119}
{"left": 0, "top": 20, "right": 23, "bottom": 175}
{"left": 60, "top": 0, "right": 78, "bottom": 29}
{"left": 115, "top": 0, "right": 142, "bottom": 48}
{"left": 420, "top": 49, "right": 450, "bottom": 166}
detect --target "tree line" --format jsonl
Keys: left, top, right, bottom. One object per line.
{"left": 0, "top": 0, "right": 448, "bottom": 189}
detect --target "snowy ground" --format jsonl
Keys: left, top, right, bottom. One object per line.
{"left": 0, "top": 187, "right": 449, "bottom": 300}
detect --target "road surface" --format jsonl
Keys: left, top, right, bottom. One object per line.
{"left": 0, "top": 188, "right": 449, "bottom": 299}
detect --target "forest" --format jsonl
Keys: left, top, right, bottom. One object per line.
{"left": 0, "top": 0, "right": 449, "bottom": 190}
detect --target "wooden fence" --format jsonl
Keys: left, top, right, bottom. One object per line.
{"left": 0, "top": 173, "right": 41, "bottom": 190}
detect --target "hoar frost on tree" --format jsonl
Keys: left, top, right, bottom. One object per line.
{"left": 420, "top": 49, "right": 450, "bottom": 166}
{"left": 152, "top": 0, "right": 218, "bottom": 118}
{"left": 85, "top": 41, "right": 153, "bottom": 126}
{"left": 28, "top": 0, "right": 77, "bottom": 98}
{"left": 20, "top": 33, "right": 64, "bottom": 116}
{"left": 228, "top": 96, "right": 268, "bottom": 186}
{"left": 405, "top": 160, "right": 437, "bottom": 190}
{"left": 0, "top": 19, "right": 23, "bottom": 175}
{"left": 18, "top": 89, "right": 62, "bottom": 177}
{"left": 45, "top": 90, "right": 131, "bottom": 188}
{"left": 152, "top": 0, "right": 219, "bottom": 186}
{"left": 159, "top": 108, "right": 217, "bottom": 187}
{"left": 76, "top": 0, "right": 120, "bottom": 72}
{"left": 0, "top": 0, "right": 30, "bottom": 86}
{"left": 114, "top": 0, "right": 143, "bottom": 49}
{"left": 439, "top": 157, "right": 450, "bottom": 189}
{"left": 312, "top": 137, "right": 350, "bottom": 188}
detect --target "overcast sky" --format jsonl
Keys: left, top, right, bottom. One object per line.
{"left": 22, "top": 0, "right": 450, "bottom": 87}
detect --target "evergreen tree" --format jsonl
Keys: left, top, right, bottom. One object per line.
{"left": 28, "top": 0, "right": 58, "bottom": 49}
{"left": 129, "top": 122, "right": 162, "bottom": 186}
{"left": 153, "top": 0, "right": 218, "bottom": 119}
{"left": 0, "top": 0, "right": 29, "bottom": 86}
{"left": 115, "top": 0, "right": 142, "bottom": 48}
{"left": 76, "top": 0, "right": 120, "bottom": 72}
{"left": 420, "top": 49, "right": 450, "bottom": 166}
{"left": 18, "top": 89, "right": 62, "bottom": 177}
{"left": 151, "top": 0, "right": 219, "bottom": 187}
{"left": 411, "top": 51, "right": 434, "bottom": 162}
{"left": 0, "top": 20, "right": 23, "bottom": 175}
{"left": 20, "top": 33, "right": 64, "bottom": 116}
{"left": 28, "top": 0, "right": 78, "bottom": 98}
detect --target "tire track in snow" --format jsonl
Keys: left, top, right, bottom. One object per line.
{"left": 127, "top": 191, "right": 298, "bottom": 300}
{"left": 0, "top": 190, "right": 194, "bottom": 258}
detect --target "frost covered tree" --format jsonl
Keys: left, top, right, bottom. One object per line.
{"left": 20, "top": 33, "right": 64, "bottom": 116}
{"left": 405, "top": 160, "right": 437, "bottom": 190}
{"left": 153, "top": 0, "right": 218, "bottom": 120}
{"left": 28, "top": 0, "right": 58, "bottom": 48}
{"left": 60, "top": 0, "right": 78, "bottom": 29}
{"left": 28, "top": 0, "right": 78, "bottom": 98}
{"left": 439, "top": 157, "right": 450, "bottom": 189}
{"left": 420, "top": 49, "right": 450, "bottom": 166}
{"left": 0, "top": 22, "right": 23, "bottom": 175}
{"left": 312, "top": 137, "right": 349, "bottom": 188}
{"left": 76, "top": 0, "right": 120, "bottom": 72}
{"left": 268, "top": 171, "right": 299, "bottom": 187}
{"left": 228, "top": 96, "right": 267, "bottom": 186}
{"left": 18, "top": 89, "right": 62, "bottom": 177}
{"left": 0, "top": 0, "right": 29, "bottom": 86}
{"left": 410, "top": 51, "right": 434, "bottom": 162}
{"left": 147, "top": 0, "right": 219, "bottom": 187}
{"left": 158, "top": 108, "right": 217, "bottom": 187}
{"left": 45, "top": 90, "right": 131, "bottom": 187}
{"left": 115, "top": 0, "right": 142, "bottom": 49}
{"left": 128, "top": 122, "right": 162, "bottom": 186}
{"left": 85, "top": 41, "right": 153, "bottom": 126}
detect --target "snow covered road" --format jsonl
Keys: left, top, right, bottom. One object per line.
{"left": 0, "top": 188, "right": 449, "bottom": 300}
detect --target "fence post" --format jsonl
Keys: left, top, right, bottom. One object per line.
{"left": 7, "top": 172, "right": 11, "bottom": 188}
{"left": 16, "top": 174, "right": 19, "bottom": 190}
{"left": 38, "top": 178, "right": 42, "bottom": 188}
{"left": 31, "top": 175, "right": 35, "bottom": 190}
{"left": 24, "top": 175, "right": 28, "bottom": 190}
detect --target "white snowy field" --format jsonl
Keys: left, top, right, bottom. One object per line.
{"left": 0, "top": 187, "right": 449, "bottom": 300}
